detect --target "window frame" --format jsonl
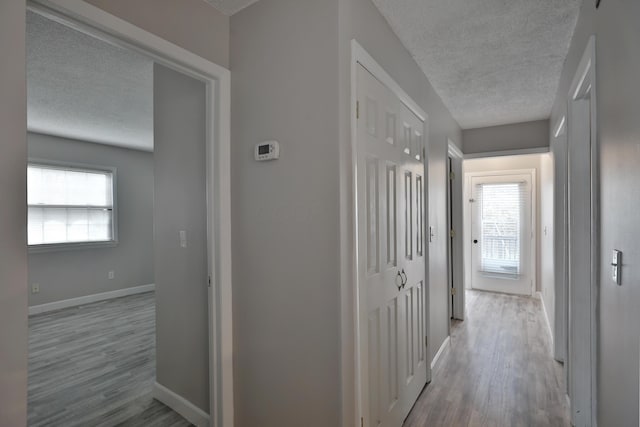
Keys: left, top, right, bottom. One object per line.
{"left": 27, "top": 158, "right": 118, "bottom": 253}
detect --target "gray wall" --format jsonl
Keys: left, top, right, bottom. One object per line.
{"left": 153, "top": 64, "right": 210, "bottom": 413}
{"left": 85, "top": 0, "right": 230, "bottom": 68}
{"left": 231, "top": 0, "right": 462, "bottom": 425}
{"left": 550, "top": 0, "right": 640, "bottom": 424}
{"left": 463, "top": 120, "right": 550, "bottom": 155}
{"left": 0, "top": 0, "right": 28, "bottom": 424}
{"left": 231, "top": 1, "right": 342, "bottom": 425}
{"left": 27, "top": 133, "right": 154, "bottom": 306}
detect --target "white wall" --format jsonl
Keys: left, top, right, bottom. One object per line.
{"left": 27, "top": 133, "right": 154, "bottom": 306}
{"left": 0, "top": 1, "right": 28, "bottom": 424}
{"left": 462, "top": 154, "right": 544, "bottom": 294}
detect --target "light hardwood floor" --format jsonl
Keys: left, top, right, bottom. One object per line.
{"left": 404, "top": 290, "right": 570, "bottom": 427}
{"left": 28, "top": 292, "right": 192, "bottom": 427}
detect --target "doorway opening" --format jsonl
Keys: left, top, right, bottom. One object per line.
{"left": 447, "top": 141, "right": 464, "bottom": 322}
{"left": 468, "top": 170, "right": 534, "bottom": 296}
{"left": 25, "top": 3, "right": 232, "bottom": 426}
{"left": 463, "top": 153, "right": 553, "bottom": 299}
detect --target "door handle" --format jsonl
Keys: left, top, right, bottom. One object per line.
{"left": 401, "top": 269, "right": 407, "bottom": 288}
{"left": 473, "top": 239, "right": 478, "bottom": 244}
{"left": 395, "top": 271, "right": 403, "bottom": 291}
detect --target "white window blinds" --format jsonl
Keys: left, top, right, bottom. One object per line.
{"left": 28, "top": 164, "right": 115, "bottom": 246}
{"left": 475, "top": 181, "right": 527, "bottom": 277}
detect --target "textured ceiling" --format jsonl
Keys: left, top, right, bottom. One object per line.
{"left": 204, "top": 0, "right": 259, "bottom": 15}
{"left": 27, "top": 11, "right": 153, "bottom": 151}
{"left": 371, "top": 0, "right": 581, "bottom": 129}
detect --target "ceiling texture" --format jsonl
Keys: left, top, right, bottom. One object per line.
{"left": 208, "top": 0, "right": 581, "bottom": 130}
{"left": 28, "top": 0, "right": 582, "bottom": 147}
{"left": 27, "top": 11, "right": 154, "bottom": 151}
{"left": 369, "top": 0, "right": 582, "bottom": 129}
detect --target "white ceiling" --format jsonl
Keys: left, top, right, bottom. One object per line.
{"left": 371, "top": 0, "right": 582, "bottom": 129}
{"left": 27, "top": 11, "right": 154, "bottom": 151}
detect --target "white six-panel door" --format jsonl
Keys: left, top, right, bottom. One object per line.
{"left": 356, "top": 64, "right": 427, "bottom": 427}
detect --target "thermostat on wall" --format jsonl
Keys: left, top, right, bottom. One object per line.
{"left": 255, "top": 140, "right": 280, "bottom": 161}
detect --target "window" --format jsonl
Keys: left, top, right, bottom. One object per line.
{"left": 476, "top": 181, "right": 526, "bottom": 277}
{"left": 28, "top": 162, "right": 116, "bottom": 248}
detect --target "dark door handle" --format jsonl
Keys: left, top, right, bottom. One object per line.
{"left": 473, "top": 239, "right": 478, "bottom": 244}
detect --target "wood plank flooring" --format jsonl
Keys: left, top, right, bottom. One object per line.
{"left": 404, "top": 290, "right": 570, "bottom": 427}
{"left": 28, "top": 292, "right": 192, "bottom": 427}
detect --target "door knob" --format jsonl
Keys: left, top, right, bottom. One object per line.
{"left": 473, "top": 239, "right": 478, "bottom": 244}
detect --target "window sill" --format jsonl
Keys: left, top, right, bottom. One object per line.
{"left": 28, "top": 240, "right": 118, "bottom": 254}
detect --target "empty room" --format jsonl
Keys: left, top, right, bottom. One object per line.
{"left": 25, "top": 8, "right": 216, "bottom": 426}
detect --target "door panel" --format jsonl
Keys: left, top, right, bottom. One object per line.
{"left": 470, "top": 173, "right": 533, "bottom": 295}
{"left": 357, "top": 63, "right": 427, "bottom": 427}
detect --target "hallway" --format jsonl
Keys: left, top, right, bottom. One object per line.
{"left": 404, "top": 290, "right": 569, "bottom": 427}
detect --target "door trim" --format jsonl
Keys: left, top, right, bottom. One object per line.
{"left": 344, "top": 39, "right": 430, "bottom": 427}
{"left": 567, "top": 35, "right": 597, "bottom": 427}
{"left": 552, "top": 115, "right": 568, "bottom": 365}
{"left": 29, "top": 2, "right": 234, "bottom": 425}
{"left": 464, "top": 169, "right": 537, "bottom": 297}
{"left": 447, "top": 140, "right": 464, "bottom": 321}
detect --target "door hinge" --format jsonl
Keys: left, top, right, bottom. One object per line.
{"left": 449, "top": 171, "right": 455, "bottom": 180}
{"left": 208, "top": 276, "right": 212, "bottom": 287}
{"left": 425, "top": 336, "right": 428, "bottom": 348}
{"left": 423, "top": 147, "right": 426, "bottom": 159}
{"left": 450, "top": 229, "right": 456, "bottom": 238}
{"left": 451, "top": 287, "right": 457, "bottom": 296}
{"left": 356, "top": 101, "right": 360, "bottom": 120}
{"left": 469, "top": 198, "right": 475, "bottom": 203}
{"left": 360, "top": 417, "right": 364, "bottom": 427}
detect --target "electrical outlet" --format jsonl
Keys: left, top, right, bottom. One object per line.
{"left": 32, "top": 283, "right": 40, "bottom": 294}
{"left": 108, "top": 271, "right": 115, "bottom": 280}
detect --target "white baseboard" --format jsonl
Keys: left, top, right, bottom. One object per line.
{"left": 153, "top": 382, "right": 209, "bottom": 427}
{"left": 28, "top": 284, "right": 155, "bottom": 315}
{"left": 431, "top": 336, "right": 451, "bottom": 370}
{"left": 537, "top": 291, "right": 554, "bottom": 346}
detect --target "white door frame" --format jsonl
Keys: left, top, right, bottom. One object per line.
{"left": 345, "top": 40, "right": 430, "bottom": 427}
{"left": 464, "top": 169, "right": 537, "bottom": 297}
{"left": 552, "top": 115, "right": 568, "bottom": 365}
{"left": 447, "top": 141, "right": 464, "bottom": 320}
{"left": 567, "top": 35, "right": 597, "bottom": 427}
{"left": 28, "top": 2, "right": 233, "bottom": 426}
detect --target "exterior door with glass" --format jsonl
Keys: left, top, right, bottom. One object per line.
{"left": 470, "top": 172, "right": 533, "bottom": 296}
